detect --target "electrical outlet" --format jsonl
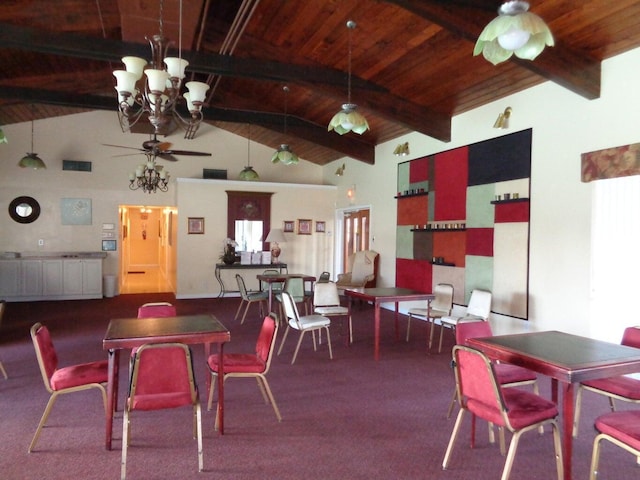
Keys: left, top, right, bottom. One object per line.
{"left": 38, "top": 239, "right": 44, "bottom": 246}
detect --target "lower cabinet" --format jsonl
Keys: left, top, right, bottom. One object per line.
{"left": 43, "top": 260, "right": 63, "bottom": 296}
{"left": 63, "top": 259, "right": 102, "bottom": 296}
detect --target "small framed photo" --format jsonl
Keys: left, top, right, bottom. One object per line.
{"left": 102, "top": 239, "right": 117, "bottom": 251}
{"left": 315, "top": 221, "right": 326, "bottom": 233}
{"left": 188, "top": 217, "right": 205, "bottom": 234}
{"left": 283, "top": 220, "right": 295, "bottom": 233}
{"left": 297, "top": 219, "right": 312, "bottom": 235}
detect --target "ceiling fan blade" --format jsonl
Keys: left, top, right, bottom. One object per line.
{"left": 103, "top": 143, "right": 145, "bottom": 152}
{"left": 157, "top": 153, "right": 179, "bottom": 162}
{"left": 164, "top": 150, "right": 212, "bottom": 156}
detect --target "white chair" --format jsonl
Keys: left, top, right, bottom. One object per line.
{"left": 277, "top": 291, "right": 332, "bottom": 364}
{"left": 438, "top": 289, "right": 492, "bottom": 353}
{"left": 405, "top": 283, "right": 453, "bottom": 352}
{"left": 313, "top": 282, "right": 352, "bottom": 344}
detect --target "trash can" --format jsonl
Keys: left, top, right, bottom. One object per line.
{"left": 103, "top": 274, "right": 118, "bottom": 298}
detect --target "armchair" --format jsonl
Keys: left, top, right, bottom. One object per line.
{"left": 335, "top": 250, "right": 379, "bottom": 290}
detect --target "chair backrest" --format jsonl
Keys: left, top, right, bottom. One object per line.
{"left": 313, "top": 282, "right": 341, "bottom": 307}
{"left": 236, "top": 274, "right": 249, "bottom": 300}
{"left": 466, "top": 289, "right": 492, "bottom": 319}
{"left": 318, "top": 272, "right": 331, "bottom": 283}
{"left": 453, "top": 345, "right": 507, "bottom": 427}
{"left": 260, "top": 269, "right": 281, "bottom": 291}
{"left": 129, "top": 343, "right": 197, "bottom": 410}
{"left": 137, "top": 302, "right": 176, "bottom": 318}
{"left": 455, "top": 320, "right": 493, "bottom": 345}
{"left": 281, "top": 291, "right": 302, "bottom": 327}
{"left": 349, "top": 250, "right": 379, "bottom": 284}
{"left": 255, "top": 314, "right": 279, "bottom": 373}
{"left": 30, "top": 323, "right": 58, "bottom": 392}
{"left": 432, "top": 283, "right": 454, "bottom": 313}
{"left": 283, "top": 277, "right": 304, "bottom": 299}
{"left": 621, "top": 326, "right": 640, "bottom": 348}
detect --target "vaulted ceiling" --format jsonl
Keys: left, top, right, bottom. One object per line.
{"left": 1, "top": 0, "right": 640, "bottom": 166}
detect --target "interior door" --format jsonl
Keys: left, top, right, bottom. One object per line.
{"left": 342, "top": 208, "right": 370, "bottom": 267}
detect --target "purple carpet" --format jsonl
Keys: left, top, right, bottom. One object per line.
{"left": 0, "top": 294, "right": 637, "bottom": 479}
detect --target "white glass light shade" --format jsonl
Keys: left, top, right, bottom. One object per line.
{"left": 114, "top": 87, "right": 135, "bottom": 106}
{"left": 164, "top": 57, "right": 189, "bottom": 79}
{"left": 265, "top": 228, "right": 286, "bottom": 244}
{"left": 185, "top": 81, "right": 210, "bottom": 104}
{"left": 328, "top": 103, "right": 370, "bottom": 135}
{"left": 121, "top": 56, "right": 147, "bottom": 80}
{"left": 271, "top": 144, "right": 299, "bottom": 165}
{"left": 183, "top": 92, "right": 195, "bottom": 112}
{"left": 113, "top": 70, "right": 138, "bottom": 95}
{"left": 145, "top": 69, "right": 170, "bottom": 93}
{"left": 18, "top": 153, "right": 46, "bottom": 169}
{"left": 474, "top": 1, "right": 554, "bottom": 65}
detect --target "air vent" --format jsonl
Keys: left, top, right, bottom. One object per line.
{"left": 203, "top": 168, "right": 227, "bottom": 179}
{"left": 63, "top": 160, "right": 92, "bottom": 172}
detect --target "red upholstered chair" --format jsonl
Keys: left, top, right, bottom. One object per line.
{"left": 573, "top": 326, "right": 640, "bottom": 437}
{"left": 442, "top": 345, "right": 564, "bottom": 480}
{"left": 137, "top": 302, "right": 176, "bottom": 318}
{"left": 29, "top": 322, "right": 108, "bottom": 453}
{"left": 121, "top": 343, "right": 203, "bottom": 479}
{"left": 207, "top": 314, "right": 281, "bottom": 429}
{"left": 589, "top": 410, "right": 640, "bottom": 479}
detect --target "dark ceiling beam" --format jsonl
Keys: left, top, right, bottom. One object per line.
{"left": 385, "top": 0, "right": 601, "bottom": 100}
{"left": 0, "top": 22, "right": 452, "bottom": 142}
{"left": 0, "top": 86, "right": 375, "bottom": 164}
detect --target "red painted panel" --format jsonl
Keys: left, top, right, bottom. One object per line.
{"left": 410, "top": 156, "right": 429, "bottom": 183}
{"left": 396, "top": 258, "right": 432, "bottom": 292}
{"left": 466, "top": 228, "right": 494, "bottom": 257}
{"left": 434, "top": 147, "right": 468, "bottom": 220}
{"left": 397, "top": 196, "right": 429, "bottom": 226}
{"left": 495, "top": 201, "right": 530, "bottom": 223}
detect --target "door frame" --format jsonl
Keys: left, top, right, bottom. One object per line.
{"left": 333, "top": 204, "right": 372, "bottom": 279}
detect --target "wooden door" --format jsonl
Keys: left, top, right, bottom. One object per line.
{"left": 342, "top": 208, "right": 370, "bottom": 267}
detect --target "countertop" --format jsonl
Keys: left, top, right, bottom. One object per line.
{"left": 1, "top": 251, "right": 107, "bottom": 260}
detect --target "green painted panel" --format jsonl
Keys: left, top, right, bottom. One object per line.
{"left": 397, "top": 162, "right": 410, "bottom": 194}
{"left": 466, "top": 184, "right": 495, "bottom": 228}
{"left": 396, "top": 225, "right": 414, "bottom": 259}
{"left": 464, "top": 255, "right": 493, "bottom": 302}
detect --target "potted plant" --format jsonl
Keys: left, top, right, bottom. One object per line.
{"left": 220, "top": 238, "right": 238, "bottom": 265}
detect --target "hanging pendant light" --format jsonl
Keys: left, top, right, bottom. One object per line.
{"left": 474, "top": 1, "right": 554, "bottom": 65}
{"left": 328, "top": 20, "right": 369, "bottom": 135}
{"left": 18, "top": 105, "right": 46, "bottom": 169}
{"left": 272, "top": 86, "right": 299, "bottom": 165}
{"left": 239, "top": 124, "right": 260, "bottom": 181}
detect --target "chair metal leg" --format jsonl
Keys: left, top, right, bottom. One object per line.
{"left": 121, "top": 409, "right": 130, "bottom": 480}
{"left": 28, "top": 392, "right": 59, "bottom": 453}
{"left": 258, "top": 375, "right": 282, "bottom": 421}
{"left": 442, "top": 408, "right": 466, "bottom": 469}
{"left": 572, "top": 384, "right": 584, "bottom": 438}
{"left": 277, "top": 326, "right": 291, "bottom": 355}
{"left": 207, "top": 372, "right": 217, "bottom": 411}
{"left": 234, "top": 300, "right": 245, "bottom": 321}
{"left": 240, "top": 302, "right": 251, "bottom": 324}
{"left": 291, "top": 331, "right": 307, "bottom": 364}
{"left": 446, "top": 387, "right": 457, "bottom": 418}
{"left": 0, "top": 360, "right": 7, "bottom": 379}
{"left": 195, "top": 403, "right": 203, "bottom": 472}
{"left": 324, "top": 326, "right": 333, "bottom": 359}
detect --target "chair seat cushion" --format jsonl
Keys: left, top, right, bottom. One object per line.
{"left": 467, "top": 387, "right": 557, "bottom": 430}
{"left": 207, "top": 353, "right": 266, "bottom": 374}
{"left": 441, "top": 315, "right": 483, "bottom": 327}
{"left": 292, "top": 315, "right": 330, "bottom": 329}
{"left": 495, "top": 363, "right": 537, "bottom": 385}
{"left": 314, "top": 306, "right": 348, "bottom": 315}
{"left": 130, "top": 391, "right": 194, "bottom": 410}
{"left": 409, "top": 308, "right": 449, "bottom": 319}
{"left": 248, "top": 292, "right": 268, "bottom": 300}
{"left": 596, "top": 410, "right": 640, "bottom": 451}
{"left": 583, "top": 375, "right": 640, "bottom": 400}
{"left": 50, "top": 360, "right": 108, "bottom": 390}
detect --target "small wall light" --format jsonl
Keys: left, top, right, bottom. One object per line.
{"left": 493, "top": 107, "right": 512, "bottom": 129}
{"left": 393, "top": 142, "right": 410, "bottom": 156}
{"left": 347, "top": 184, "right": 356, "bottom": 203}
{"left": 335, "top": 163, "right": 345, "bottom": 176}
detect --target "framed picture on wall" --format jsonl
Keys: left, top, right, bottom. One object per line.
{"left": 188, "top": 217, "right": 205, "bottom": 234}
{"left": 297, "top": 219, "right": 312, "bottom": 235}
{"left": 283, "top": 220, "right": 295, "bottom": 233}
{"left": 316, "top": 221, "right": 326, "bottom": 233}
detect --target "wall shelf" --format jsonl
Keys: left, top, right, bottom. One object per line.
{"left": 431, "top": 261, "right": 456, "bottom": 267}
{"left": 410, "top": 228, "right": 466, "bottom": 232}
{"left": 490, "top": 197, "right": 529, "bottom": 205}
{"left": 394, "top": 192, "right": 428, "bottom": 199}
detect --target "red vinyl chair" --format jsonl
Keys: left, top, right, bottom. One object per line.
{"left": 207, "top": 314, "right": 281, "bottom": 429}
{"left": 573, "top": 326, "right": 640, "bottom": 437}
{"left": 442, "top": 345, "right": 564, "bottom": 480}
{"left": 137, "top": 302, "right": 177, "bottom": 318}
{"left": 121, "top": 343, "right": 203, "bottom": 479}
{"left": 29, "top": 322, "right": 108, "bottom": 453}
{"left": 589, "top": 410, "right": 640, "bottom": 479}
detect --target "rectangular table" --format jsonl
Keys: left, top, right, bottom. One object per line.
{"left": 103, "top": 314, "right": 230, "bottom": 450}
{"left": 256, "top": 273, "right": 316, "bottom": 313}
{"left": 467, "top": 330, "right": 640, "bottom": 480}
{"left": 344, "top": 287, "right": 434, "bottom": 361}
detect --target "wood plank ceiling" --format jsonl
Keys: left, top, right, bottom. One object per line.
{"left": 0, "top": 0, "right": 639, "bottom": 165}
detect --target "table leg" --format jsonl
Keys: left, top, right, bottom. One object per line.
{"left": 105, "top": 348, "right": 120, "bottom": 450}
{"left": 215, "top": 266, "right": 225, "bottom": 298}
{"left": 203, "top": 342, "right": 212, "bottom": 399}
{"left": 374, "top": 301, "right": 381, "bottom": 361}
{"left": 267, "top": 283, "right": 274, "bottom": 315}
{"left": 217, "top": 342, "right": 225, "bottom": 435}
{"left": 394, "top": 301, "right": 399, "bottom": 342}
{"left": 561, "top": 382, "right": 575, "bottom": 480}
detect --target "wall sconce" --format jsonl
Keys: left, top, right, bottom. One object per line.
{"left": 393, "top": 142, "right": 410, "bottom": 156}
{"left": 493, "top": 107, "right": 512, "bottom": 129}
{"left": 347, "top": 184, "right": 356, "bottom": 203}
{"left": 335, "top": 163, "right": 345, "bottom": 176}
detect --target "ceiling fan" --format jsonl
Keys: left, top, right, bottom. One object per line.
{"left": 104, "top": 135, "right": 212, "bottom": 162}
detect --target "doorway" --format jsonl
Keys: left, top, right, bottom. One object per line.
{"left": 335, "top": 207, "right": 371, "bottom": 275}
{"left": 119, "top": 205, "right": 176, "bottom": 294}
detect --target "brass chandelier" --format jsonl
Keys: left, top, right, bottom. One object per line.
{"left": 129, "top": 155, "right": 169, "bottom": 193}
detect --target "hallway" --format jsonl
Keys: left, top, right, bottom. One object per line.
{"left": 119, "top": 266, "right": 172, "bottom": 294}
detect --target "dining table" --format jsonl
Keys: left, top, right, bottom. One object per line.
{"left": 467, "top": 330, "right": 640, "bottom": 480}
{"left": 343, "top": 287, "right": 434, "bottom": 361}
{"left": 256, "top": 272, "right": 316, "bottom": 314}
{"left": 102, "top": 314, "right": 230, "bottom": 450}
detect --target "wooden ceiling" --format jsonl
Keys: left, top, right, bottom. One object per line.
{"left": 1, "top": 0, "right": 640, "bottom": 165}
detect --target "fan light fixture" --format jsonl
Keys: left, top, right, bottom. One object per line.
{"left": 494, "top": 107, "right": 512, "bottom": 129}
{"left": 239, "top": 124, "right": 260, "bottom": 181}
{"left": 474, "top": 1, "right": 554, "bottom": 65}
{"left": 393, "top": 142, "right": 410, "bottom": 156}
{"left": 18, "top": 106, "right": 46, "bottom": 170}
{"left": 328, "top": 20, "right": 369, "bottom": 135}
{"left": 129, "top": 156, "right": 168, "bottom": 193}
{"left": 271, "top": 86, "right": 299, "bottom": 165}
{"left": 112, "top": 0, "right": 209, "bottom": 139}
